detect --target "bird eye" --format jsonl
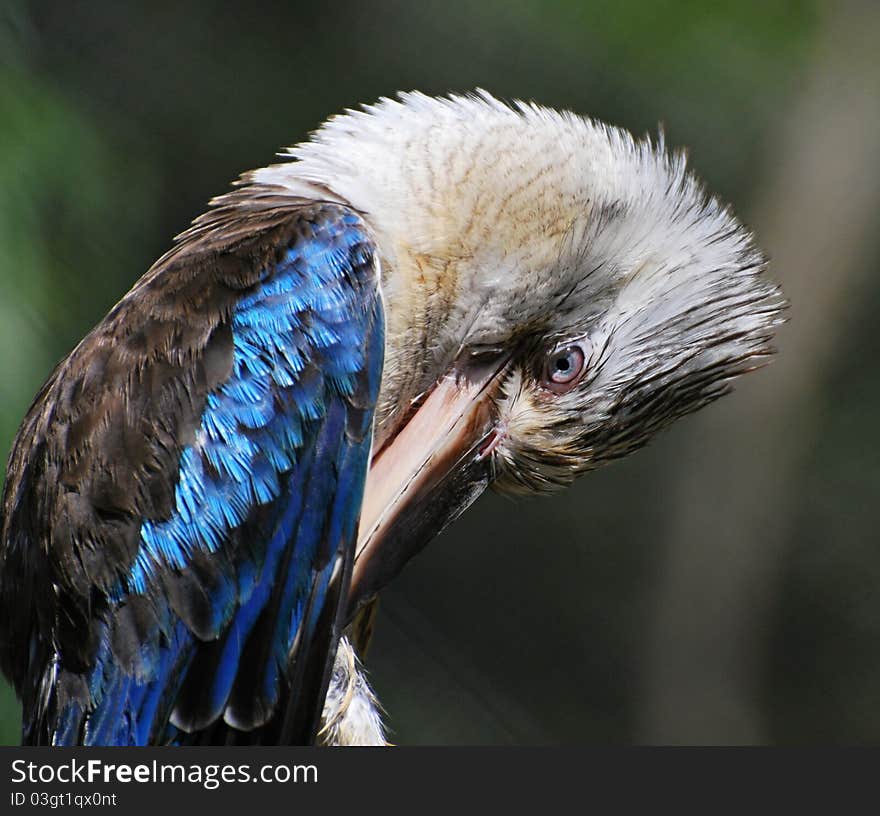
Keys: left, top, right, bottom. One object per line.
{"left": 542, "top": 342, "right": 588, "bottom": 393}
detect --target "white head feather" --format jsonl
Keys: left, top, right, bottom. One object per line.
{"left": 252, "top": 90, "right": 783, "bottom": 488}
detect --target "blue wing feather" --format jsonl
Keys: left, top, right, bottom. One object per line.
{"left": 42, "top": 204, "right": 384, "bottom": 745}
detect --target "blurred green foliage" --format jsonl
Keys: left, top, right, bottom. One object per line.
{"left": 2, "top": 0, "right": 878, "bottom": 745}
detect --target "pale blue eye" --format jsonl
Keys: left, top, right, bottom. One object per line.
{"left": 546, "top": 344, "right": 586, "bottom": 386}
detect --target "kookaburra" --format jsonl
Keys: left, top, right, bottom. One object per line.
{"left": 0, "top": 91, "right": 783, "bottom": 745}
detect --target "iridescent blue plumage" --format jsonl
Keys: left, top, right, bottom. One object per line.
{"left": 127, "top": 220, "right": 374, "bottom": 595}
{"left": 0, "top": 199, "right": 383, "bottom": 745}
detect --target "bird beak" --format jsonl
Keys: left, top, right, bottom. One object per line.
{"left": 347, "top": 352, "right": 512, "bottom": 619}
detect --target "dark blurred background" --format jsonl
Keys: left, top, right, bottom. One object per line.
{"left": 1, "top": 0, "right": 879, "bottom": 744}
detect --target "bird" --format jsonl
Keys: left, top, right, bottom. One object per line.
{"left": 0, "top": 90, "right": 784, "bottom": 746}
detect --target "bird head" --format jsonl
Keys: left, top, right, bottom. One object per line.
{"left": 251, "top": 91, "right": 784, "bottom": 611}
